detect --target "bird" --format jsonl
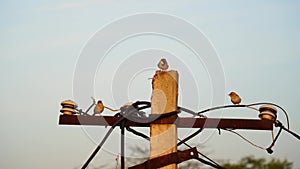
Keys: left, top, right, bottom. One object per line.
{"left": 93, "top": 100, "right": 104, "bottom": 116}
{"left": 157, "top": 58, "right": 169, "bottom": 71}
{"left": 228, "top": 92, "right": 241, "bottom": 105}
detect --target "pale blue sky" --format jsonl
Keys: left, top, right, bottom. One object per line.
{"left": 1, "top": 1, "right": 300, "bottom": 169}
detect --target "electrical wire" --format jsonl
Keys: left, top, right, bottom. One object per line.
{"left": 266, "top": 124, "right": 283, "bottom": 154}
{"left": 126, "top": 127, "right": 149, "bottom": 141}
{"left": 104, "top": 106, "right": 120, "bottom": 112}
{"left": 198, "top": 104, "right": 248, "bottom": 114}
{"left": 175, "top": 124, "right": 225, "bottom": 168}
{"left": 196, "top": 102, "right": 293, "bottom": 155}
{"left": 130, "top": 102, "right": 284, "bottom": 164}
{"left": 222, "top": 119, "right": 299, "bottom": 154}
{"left": 126, "top": 126, "right": 224, "bottom": 169}
{"left": 177, "top": 138, "right": 224, "bottom": 169}
{"left": 222, "top": 128, "right": 266, "bottom": 150}
{"left": 130, "top": 102, "right": 290, "bottom": 130}
{"left": 197, "top": 102, "right": 290, "bottom": 129}
{"left": 279, "top": 123, "right": 300, "bottom": 141}
{"left": 81, "top": 101, "right": 151, "bottom": 169}
{"left": 80, "top": 100, "right": 293, "bottom": 169}
{"left": 81, "top": 101, "right": 177, "bottom": 169}
{"left": 81, "top": 101, "right": 147, "bottom": 168}
{"left": 266, "top": 120, "right": 300, "bottom": 154}
{"left": 81, "top": 115, "right": 126, "bottom": 169}
{"left": 247, "top": 102, "right": 290, "bottom": 129}
{"left": 177, "top": 128, "right": 203, "bottom": 146}
{"left": 178, "top": 106, "right": 204, "bottom": 117}
{"left": 75, "top": 98, "right": 95, "bottom": 116}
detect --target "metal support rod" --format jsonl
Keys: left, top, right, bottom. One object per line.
{"left": 81, "top": 125, "right": 116, "bottom": 169}
{"left": 121, "top": 122, "right": 125, "bottom": 169}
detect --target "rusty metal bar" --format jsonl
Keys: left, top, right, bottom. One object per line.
{"left": 59, "top": 115, "right": 273, "bottom": 130}
{"left": 121, "top": 122, "right": 125, "bottom": 169}
{"left": 129, "top": 147, "right": 198, "bottom": 169}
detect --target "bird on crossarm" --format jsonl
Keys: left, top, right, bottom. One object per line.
{"left": 93, "top": 100, "right": 104, "bottom": 116}
{"left": 93, "top": 100, "right": 120, "bottom": 116}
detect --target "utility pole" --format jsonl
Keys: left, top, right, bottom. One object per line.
{"left": 59, "top": 68, "right": 275, "bottom": 168}
{"left": 150, "top": 70, "right": 178, "bottom": 169}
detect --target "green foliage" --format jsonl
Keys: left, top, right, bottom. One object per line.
{"left": 222, "top": 155, "right": 293, "bottom": 169}
{"left": 106, "top": 145, "right": 294, "bottom": 169}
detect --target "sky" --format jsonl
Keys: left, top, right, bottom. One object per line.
{"left": 1, "top": 1, "right": 300, "bottom": 169}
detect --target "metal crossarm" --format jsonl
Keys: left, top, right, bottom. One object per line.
{"left": 59, "top": 115, "right": 273, "bottom": 130}
{"left": 129, "top": 147, "right": 198, "bottom": 169}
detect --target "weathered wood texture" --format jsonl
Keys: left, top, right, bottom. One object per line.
{"left": 150, "top": 70, "right": 179, "bottom": 169}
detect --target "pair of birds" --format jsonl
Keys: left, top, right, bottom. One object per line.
{"left": 93, "top": 92, "right": 241, "bottom": 115}
{"left": 158, "top": 58, "right": 242, "bottom": 105}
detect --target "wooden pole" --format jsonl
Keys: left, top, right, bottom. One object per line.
{"left": 150, "top": 70, "right": 178, "bottom": 169}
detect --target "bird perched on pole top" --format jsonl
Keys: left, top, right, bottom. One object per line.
{"left": 157, "top": 58, "right": 169, "bottom": 71}
{"left": 93, "top": 100, "right": 104, "bottom": 116}
{"left": 229, "top": 92, "right": 241, "bottom": 105}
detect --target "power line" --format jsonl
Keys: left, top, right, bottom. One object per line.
{"left": 197, "top": 102, "right": 290, "bottom": 129}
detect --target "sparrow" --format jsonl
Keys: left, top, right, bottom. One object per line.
{"left": 93, "top": 100, "right": 104, "bottom": 115}
{"left": 157, "top": 58, "right": 169, "bottom": 71}
{"left": 229, "top": 92, "right": 241, "bottom": 105}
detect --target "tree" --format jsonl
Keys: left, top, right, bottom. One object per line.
{"left": 98, "top": 145, "right": 293, "bottom": 169}
{"left": 222, "top": 155, "right": 293, "bottom": 169}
